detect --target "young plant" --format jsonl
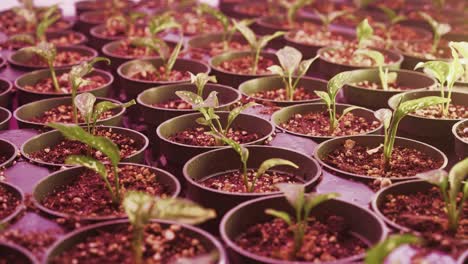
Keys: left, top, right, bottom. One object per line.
{"left": 354, "top": 49, "right": 397, "bottom": 91}
{"left": 265, "top": 183, "right": 339, "bottom": 256}
{"left": 314, "top": 10, "right": 351, "bottom": 31}
{"left": 189, "top": 72, "right": 217, "bottom": 97}
{"left": 417, "top": 158, "right": 468, "bottom": 232}
{"left": 314, "top": 71, "right": 361, "bottom": 134}
{"left": 278, "top": 0, "right": 313, "bottom": 26}
{"left": 105, "top": 11, "right": 146, "bottom": 38}
{"left": 356, "top": 18, "right": 375, "bottom": 49}
{"left": 267, "top": 46, "right": 318, "bottom": 101}
{"left": 197, "top": 3, "right": 235, "bottom": 50}
{"left": 365, "top": 234, "right": 422, "bottom": 264}
{"left": 13, "top": 7, "right": 37, "bottom": 32}
{"left": 378, "top": 6, "right": 407, "bottom": 48}
{"left": 234, "top": 20, "right": 285, "bottom": 74}
{"left": 22, "top": 42, "right": 59, "bottom": 92}
{"left": 418, "top": 12, "right": 451, "bottom": 54}
{"left": 123, "top": 191, "right": 216, "bottom": 264}
{"left": 10, "top": 5, "right": 60, "bottom": 45}
{"left": 375, "top": 96, "right": 451, "bottom": 170}
{"left": 449, "top": 41, "right": 468, "bottom": 83}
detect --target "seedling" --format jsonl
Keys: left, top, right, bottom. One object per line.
{"left": 123, "top": 191, "right": 216, "bottom": 264}
{"left": 234, "top": 20, "right": 285, "bottom": 74}
{"left": 377, "top": 6, "right": 407, "bottom": 48}
{"left": 278, "top": 0, "right": 313, "bottom": 26}
{"left": 197, "top": 3, "right": 236, "bottom": 50}
{"left": 13, "top": 7, "right": 37, "bottom": 32}
{"left": 354, "top": 49, "right": 397, "bottom": 90}
{"left": 189, "top": 72, "right": 217, "bottom": 97}
{"left": 449, "top": 41, "right": 468, "bottom": 82}
{"left": 10, "top": 5, "right": 60, "bottom": 45}
{"left": 353, "top": 0, "right": 375, "bottom": 8}
{"left": 22, "top": 42, "right": 59, "bottom": 92}
{"left": 418, "top": 12, "right": 451, "bottom": 54}
{"left": 375, "top": 96, "right": 451, "bottom": 170}
{"left": 105, "top": 11, "right": 146, "bottom": 38}
{"left": 314, "top": 71, "right": 361, "bottom": 134}
{"left": 267, "top": 46, "right": 318, "bottom": 101}
{"left": 265, "top": 183, "right": 339, "bottom": 256}
{"left": 314, "top": 10, "right": 351, "bottom": 31}
{"left": 365, "top": 234, "right": 421, "bottom": 264}
{"left": 356, "top": 18, "right": 375, "bottom": 49}
{"left": 417, "top": 158, "right": 468, "bottom": 232}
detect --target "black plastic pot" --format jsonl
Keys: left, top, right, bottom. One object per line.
{"left": 343, "top": 69, "right": 436, "bottom": 109}
{"left": 14, "top": 96, "right": 125, "bottom": 130}
{"left": 0, "top": 138, "right": 18, "bottom": 168}
{"left": 314, "top": 135, "right": 448, "bottom": 181}
{"left": 399, "top": 46, "right": 451, "bottom": 71}
{"left": 271, "top": 103, "right": 383, "bottom": 142}
{"left": 43, "top": 219, "right": 226, "bottom": 264}
{"left": 0, "top": 242, "right": 37, "bottom": 264}
{"left": 21, "top": 126, "right": 149, "bottom": 168}
{"left": 187, "top": 33, "right": 248, "bottom": 62}
{"left": 8, "top": 45, "right": 98, "bottom": 71}
{"left": 220, "top": 194, "right": 388, "bottom": 264}
{"left": 76, "top": 10, "right": 106, "bottom": 36}
{"left": 117, "top": 58, "right": 210, "bottom": 100}
{"left": 15, "top": 67, "right": 113, "bottom": 105}
{"left": 0, "top": 77, "right": 12, "bottom": 109}
{"left": 239, "top": 76, "right": 328, "bottom": 107}
{"left": 33, "top": 163, "right": 180, "bottom": 221}
{"left": 453, "top": 119, "right": 468, "bottom": 161}
{"left": 0, "top": 181, "right": 24, "bottom": 225}
{"left": 210, "top": 51, "right": 278, "bottom": 88}
{"left": 88, "top": 24, "right": 126, "bottom": 52}
{"left": 6, "top": 30, "right": 88, "bottom": 50}
{"left": 0, "top": 106, "right": 11, "bottom": 131}
{"left": 317, "top": 46, "right": 404, "bottom": 79}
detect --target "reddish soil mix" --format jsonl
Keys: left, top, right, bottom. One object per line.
{"left": 235, "top": 215, "right": 367, "bottom": 262}
{"left": 129, "top": 67, "right": 190, "bottom": 82}
{"left": 0, "top": 185, "right": 20, "bottom": 220}
{"left": 323, "top": 139, "right": 443, "bottom": 178}
{"left": 290, "top": 29, "right": 352, "bottom": 47}
{"left": 412, "top": 104, "right": 468, "bottom": 119}
{"left": 0, "top": 10, "right": 70, "bottom": 36}
{"left": 109, "top": 40, "right": 162, "bottom": 58}
{"left": 352, "top": 80, "right": 413, "bottom": 91}
{"left": 381, "top": 186, "right": 467, "bottom": 258}
{"left": 188, "top": 41, "right": 250, "bottom": 62}
{"left": 23, "top": 73, "right": 107, "bottom": 94}
{"left": 28, "top": 104, "right": 114, "bottom": 124}
{"left": 50, "top": 223, "right": 210, "bottom": 264}
{"left": 25, "top": 51, "right": 92, "bottom": 68}
{"left": 396, "top": 41, "right": 452, "bottom": 60}
{"left": 96, "top": 26, "right": 147, "bottom": 39}
{"left": 28, "top": 127, "right": 140, "bottom": 164}
{"left": 175, "top": 12, "right": 224, "bottom": 36}
{"left": 0, "top": 229, "right": 60, "bottom": 261}
{"left": 153, "top": 99, "right": 191, "bottom": 110}
{"left": 4, "top": 32, "right": 84, "bottom": 49}
{"left": 199, "top": 169, "right": 302, "bottom": 193}
{"left": 321, "top": 46, "right": 398, "bottom": 67}
{"left": 218, "top": 56, "right": 274, "bottom": 75}
{"left": 280, "top": 112, "right": 380, "bottom": 137}
{"left": 252, "top": 87, "right": 318, "bottom": 101}
{"left": 41, "top": 165, "right": 171, "bottom": 217}
{"left": 169, "top": 126, "right": 260, "bottom": 146}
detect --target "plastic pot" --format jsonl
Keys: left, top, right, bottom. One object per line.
{"left": 0, "top": 181, "right": 24, "bottom": 225}
{"left": 76, "top": 10, "right": 107, "bottom": 36}
{"left": 21, "top": 126, "right": 149, "bottom": 168}
{"left": 0, "top": 77, "right": 12, "bottom": 109}
{"left": 239, "top": 76, "right": 328, "bottom": 107}
{"left": 117, "top": 58, "right": 210, "bottom": 100}
{"left": 14, "top": 96, "right": 125, "bottom": 130}
{"left": 0, "top": 138, "right": 18, "bottom": 168}
{"left": 343, "top": 69, "right": 436, "bottom": 109}
{"left": 453, "top": 119, "right": 468, "bottom": 161}
{"left": 0, "top": 242, "right": 37, "bottom": 264}
{"left": 210, "top": 51, "right": 278, "bottom": 88}
{"left": 33, "top": 163, "right": 180, "bottom": 221}
{"left": 220, "top": 194, "right": 388, "bottom": 264}
{"left": 314, "top": 135, "right": 448, "bottom": 181}
{"left": 15, "top": 67, "right": 113, "bottom": 105}
{"left": 399, "top": 47, "right": 451, "bottom": 71}
{"left": 187, "top": 33, "right": 248, "bottom": 62}
{"left": 271, "top": 103, "right": 383, "bottom": 142}
{"left": 6, "top": 30, "right": 88, "bottom": 50}
{"left": 43, "top": 219, "right": 226, "bottom": 264}
{"left": 0, "top": 106, "right": 11, "bottom": 131}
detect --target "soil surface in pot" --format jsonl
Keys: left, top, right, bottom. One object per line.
{"left": 321, "top": 46, "right": 398, "bottom": 67}
{"left": 96, "top": 26, "right": 146, "bottom": 39}
{"left": 175, "top": 12, "right": 223, "bottom": 35}
{"left": 199, "top": 169, "right": 302, "bottom": 193}
{"left": 23, "top": 72, "right": 107, "bottom": 94}
{"left": 154, "top": 99, "right": 192, "bottom": 110}
{"left": 218, "top": 55, "right": 274, "bottom": 75}
{"left": 235, "top": 215, "right": 367, "bottom": 262}
{"left": 4, "top": 32, "right": 84, "bottom": 49}
{"left": 0, "top": 229, "right": 60, "bottom": 261}
{"left": 0, "top": 184, "right": 20, "bottom": 220}
{"left": 129, "top": 67, "right": 190, "bottom": 82}
{"left": 189, "top": 41, "right": 249, "bottom": 61}
{"left": 457, "top": 125, "right": 468, "bottom": 142}
{"left": 169, "top": 126, "right": 260, "bottom": 146}
{"left": 381, "top": 186, "right": 467, "bottom": 258}
{"left": 28, "top": 104, "right": 114, "bottom": 124}
{"left": 108, "top": 39, "right": 170, "bottom": 58}
{"left": 41, "top": 165, "right": 171, "bottom": 217}
{"left": 352, "top": 80, "right": 412, "bottom": 91}
{"left": 280, "top": 112, "right": 380, "bottom": 137}
{"left": 28, "top": 127, "right": 139, "bottom": 164}
{"left": 252, "top": 87, "right": 318, "bottom": 101}
{"left": 375, "top": 24, "right": 428, "bottom": 42}
{"left": 323, "top": 139, "right": 443, "bottom": 178}
{"left": 50, "top": 223, "right": 211, "bottom": 264}
{"left": 396, "top": 41, "right": 451, "bottom": 60}
{"left": 23, "top": 51, "right": 92, "bottom": 68}
{"left": 290, "top": 30, "right": 352, "bottom": 47}
{"left": 412, "top": 104, "right": 468, "bottom": 119}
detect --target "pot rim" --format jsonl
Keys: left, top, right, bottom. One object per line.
{"left": 7, "top": 30, "right": 88, "bottom": 49}
{"left": 187, "top": 32, "right": 245, "bottom": 49}
{"left": 314, "top": 134, "right": 448, "bottom": 181}
{"left": 0, "top": 241, "right": 37, "bottom": 264}
{"left": 32, "top": 162, "right": 181, "bottom": 221}
{"left": 182, "top": 145, "right": 322, "bottom": 197}
{"left": 209, "top": 51, "right": 277, "bottom": 78}
{"left": 220, "top": 193, "right": 389, "bottom": 264}
{"left": 452, "top": 119, "right": 467, "bottom": 144}
{"left": 0, "top": 77, "right": 12, "bottom": 97}
{"left": 21, "top": 125, "right": 149, "bottom": 168}
{"left": 397, "top": 45, "right": 452, "bottom": 62}
{"left": 0, "top": 138, "right": 18, "bottom": 168}
{"left": 102, "top": 38, "right": 177, "bottom": 60}
{"left": 284, "top": 27, "right": 355, "bottom": 46}
{"left": 0, "top": 106, "right": 12, "bottom": 128}
{"left": 0, "top": 181, "right": 25, "bottom": 225}
{"left": 317, "top": 46, "right": 404, "bottom": 68}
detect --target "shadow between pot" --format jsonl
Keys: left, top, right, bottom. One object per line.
{"left": 0, "top": 241, "right": 37, "bottom": 264}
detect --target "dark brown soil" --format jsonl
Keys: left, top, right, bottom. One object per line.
{"left": 280, "top": 112, "right": 380, "bottom": 137}
{"left": 235, "top": 3, "right": 275, "bottom": 17}
{"left": 175, "top": 12, "right": 224, "bottom": 36}
{"left": 169, "top": 126, "right": 260, "bottom": 146}
{"left": 381, "top": 186, "right": 467, "bottom": 258}
{"left": 0, "top": 229, "right": 60, "bottom": 261}
{"left": 321, "top": 46, "right": 398, "bottom": 66}
{"left": 396, "top": 41, "right": 451, "bottom": 60}
{"left": 0, "top": 184, "right": 20, "bottom": 220}
{"left": 352, "top": 80, "right": 413, "bottom": 91}
{"left": 218, "top": 56, "right": 274, "bottom": 75}
{"left": 130, "top": 67, "right": 190, "bottom": 82}
{"left": 41, "top": 165, "right": 171, "bottom": 217}
{"left": 0, "top": 10, "right": 70, "bottom": 36}
{"left": 188, "top": 41, "right": 249, "bottom": 62}
{"left": 153, "top": 99, "right": 191, "bottom": 110}
{"left": 323, "top": 139, "right": 443, "bottom": 178}
{"left": 26, "top": 51, "right": 92, "bottom": 67}
{"left": 28, "top": 104, "right": 114, "bottom": 124}
{"left": 290, "top": 30, "right": 352, "bottom": 47}
{"left": 252, "top": 87, "right": 318, "bottom": 101}
{"left": 236, "top": 215, "right": 367, "bottom": 262}
{"left": 28, "top": 127, "right": 140, "bottom": 164}
{"left": 23, "top": 73, "right": 107, "bottom": 94}
{"left": 50, "top": 223, "right": 210, "bottom": 264}
{"left": 413, "top": 104, "right": 468, "bottom": 119}
{"left": 199, "top": 169, "right": 302, "bottom": 193}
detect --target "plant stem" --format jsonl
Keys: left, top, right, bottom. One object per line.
{"left": 71, "top": 83, "right": 78, "bottom": 124}
{"left": 329, "top": 102, "right": 337, "bottom": 134}
{"left": 383, "top": 118, "right": 399, "bottom": 171}
{"left": 49, "top": 63, "right": 60, "bottom": 93}
{"left": 252, "top": 49, "right": 260, "bottom": 75}
{"left": 112, "top": 165, "right": 120, "bottom": 204}
{"left": 287, "top": 75, "right": 293, "bottom": 101}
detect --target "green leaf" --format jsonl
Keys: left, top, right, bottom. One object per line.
{"left": 395, "top": 96, "right": 451, "bottom": 120}
{"left": 70, "top": 57, "right": 110, "bottom": 89}
{"left": 356, "top": 19, "right": 374, "bottom": 48}
{"left": 126, "top": 61, "right": 156, "bottom": 78}
{"left": 448, "top": 158, "right": 468, "bottom": 205}
{"left": 123, "top": 191, "right": 155, "bottom": 226}
{"left": 9, "top": 34, "right": 35, "bottom": 45}
{"left": 314, "top": 90, "right": 332, "bottom": 108}
{"left": 166, "top": 38, "right": 183, "bottom": 73}
{"left": 417, "top": 169, "right": 448, "bottom": 186}
{"left": 304, "top": 192, "right": 339, "bottom": 217}
{"left": 189, "top": 72, "right": 217, "bottom": 96}
{"left": 354, "top": 49, "right": 385, "bottom": 66}
{"left": 22, "top": 41, "right": 56, "bottom": 64}
{"left": 130, "top": 37, "right": 169, "bottom": 57}
{"left": 287, "top": 0, "right": 313, "bottom": 24}
{"left": 276, "top": 46, "right": 302, "bottom": 77}
{"left": 276, "top": 183, "right": 305, "bottom": 213}
{"left": 267, "top": 65, "right": 284, "bottom": 76}
{"left": 449, "top": 41, "right": 468, "bottom": 59}
{"left": 218, "top": 136, "right": 249, "bottom": 164}
{"left": 256, "top": 158, "right": 298, "bottom": 180}
{"left": 92, "top": 100, "right": 134, "bottom": 125}
{"left": 414, "top": 60, "right": 450, "bottom": 86}
{"left": 339, "top": 106, "right": 361, "bottom": 119}
{"left": 148, "top": 13, "right": 180, "bottom": 35}
{"left": 197, "top": 3, "right": 229, "bottom": 31}
{"left": 14, "top": 7, "right": 37, "bottom": 24}
{"left": 365, "top": 234, "right": 422, "bottom": 264}
{"left": 328, "top": 71, "right": 353, "bottom": 100}
{"left": 297, "top": 55, "right": 319, "bottom": 77}
{"left": 36, "top": 13, "right": 60, "bottom": 41}
{"left": 226, "top": 102, "right": 256, "bottom": 132}
{"left": 419, "top": 12, "right": 451, "bottom": 37}
{"left": 128, "top": 11, "right": 146, "bottom": 24}
{"left": 258, "top": 31, "right": 285, "bottom": 50}
{"left": 265, "top": 209, "right": 292, "bottom": 225}
{"left": 447, "top": 46, "right": 465, "bottom": 88}
{"left": 176, "top": 90, "right": 204, "bottom": 107}
{"left": 379, "top": 6, "right": 398, "bottom": 21}
{"left": 374, "top": 108, "right": 392, "bottom": 131}
{"left": 234, "top": 19, "right": 257, "bottom": 48}
{"left": 74, "top": 92, "right": 96, "bottom": 122}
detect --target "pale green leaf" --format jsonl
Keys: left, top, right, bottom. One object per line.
{"left": 328, "top": 71, "right": 353, "bottom": 100}
{"left": 365, "top": 234, "right": 422, "bottom": 264}
{"left": 304, "top": 192, "right": 339, "bottom": 217}
{"left": 395, "top": 96, "right": 450, "bottom": 121}
{"left": 265, "top": 209, "right": 292, "bottom": 225}
{"left": 234, "top": 19, "right": 257, "bottom": 48}
{"left": 356, "top": 19, "right": 374, "bottom": 48}
{"left": 276, "top": 183, "right": 305, "bottom": 213}
{"left": 314, "top": 90, "right": 332, "bottom": 107}
{"left": 417, "top": 169, "right": 448, "bottom": 186}
{"left": 354, "top": 49, "right": 385, "bottom": 66}
{"left": 267, "top": 65, "right": 284, "bottom": 76}
{"left": 226, "top": 102, "right": 256, "bottom": 132}
{"left": 448, "top": 158, "right": 468, "bottom": 205}
{"left": 276, "top": 46, "right": 302, "bottom": 76}
{"left": 258, "top": 31, "right": 285, "bottom": 50}
{"left": 374, "top": 108, "right": 392, "bottom": 130}
{"left": 256, "top": 158, "right": 298, "bottom": 180}
{"left": 166, "top": 38, "right": 183, "bottom": 73}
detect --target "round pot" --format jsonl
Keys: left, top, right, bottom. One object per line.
{"left": 187, "top": 33, "right": 248, "bottom": 62}
{"left": 43, "top": 219, "right": 226, "bottom": 263}
{"left": 231, "top": 2, "right": 273, "bottom": 19}
{"left": 0, "top": 106, "right": 11, "bottom": 131}
{"left": 317, "top": 46, "right": 404, "bottom": 79}
{"left": 76, "top": 10, "right": 107, "bottom": 36}
{"left": 314, "top": 135, "right": 448, "bottom": 181}
{"left": 239, "top": 76, "right": 327, "bottom": 107}
{"left": 0, "top": 242, "right": 37, "bottom": 264}
{"left": 157, "top": 112, "right": 275, "bottom": 167}
{"left": 458, "top": 250, "right": 468, "bottom": 264}
{"left": 6, "top": 30, "right": 88, "bottom": 50}
{"left": 0, "top": 78, "right": 12, "bottom": 109}
{"left": 220, "top": 194, "right": 388, "bottom": 264}
{"left": 21, "top": 126, "right": 149, "bottom": 168}
{"left": 271, "top": 103, "right": 383, "bottom": 142}
{"left": 15, "top": 67, "right": 113, "bottom": 105}
{"left": 8, "top": 45, "right": 98, "bottom": 71}
{"left": 33, "top": 163, "right": 180, "bottom": 221}
{"left": 14, "top": 96, "right": 125, "bottom": 130}
{"left": 210, "top": 51, "right": 278, "bottom": 88}
{"left": 137, "top": 83, "right": 241, "bottom": 142}
{"left": 0, "top": 138, "right": 18, "bottom": 168}
{"left": 75, "top": 0, "right": 133, "bottom": 15}
{"left": 453, "top": 119, "right": 468, "bottom": 161}
{"left": 117, "top": 58, "right": 210, "bottom": 100}
{"left": 343, "top": 69, "right": 436, "bottom": 109}
{"left": 399, "top": 46, "right": 451, "bottom": 71}
{"left": 0, "top": 181, "right": 24, "bottom": 225}
{"left": 88, "top": 24, "right": 125, "bottom": 52}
